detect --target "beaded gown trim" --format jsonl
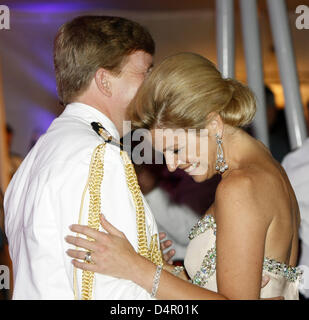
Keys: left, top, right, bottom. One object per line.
{"left": 188, "top": 214, "right": 303, "bottom": 287}
{"left": 79, "top": 124, "right": 163, "bottom": 300}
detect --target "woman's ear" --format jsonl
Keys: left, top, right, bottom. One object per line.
{"left": 205, "top": 112, "right": 224, "bottom": 137}
{"left": 95, "top": 68, "right": 112, "bottom": 97}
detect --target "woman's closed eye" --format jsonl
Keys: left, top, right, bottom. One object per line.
{"left": 171, "top": 146, "right": 185, "bottom": 155}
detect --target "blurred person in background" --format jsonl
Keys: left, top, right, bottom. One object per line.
{"left": 282, "top": 138, "right": 309, "bottom": 299}
{"left": 0, "top": 189, "right": 13, "bottom": 300}
{"left": 265, "top": 86, "right": 291, "bottom": 163}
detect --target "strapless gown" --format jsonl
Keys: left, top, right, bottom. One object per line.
{"left": 184, "top": 214, "right": 303, "bottom": 299}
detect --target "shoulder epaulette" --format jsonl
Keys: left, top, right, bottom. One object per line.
{"left": 91, "top": 122, "right": 123, "bottom": 149}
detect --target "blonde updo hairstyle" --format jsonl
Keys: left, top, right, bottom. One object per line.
{"left": 128, "top": 52, "right": 256, "bottom": 131}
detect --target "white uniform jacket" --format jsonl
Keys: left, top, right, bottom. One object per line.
{"left": 4, "top": 102, "right": 159, "bottom": 299}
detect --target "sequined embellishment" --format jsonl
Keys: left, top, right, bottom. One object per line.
{"left": 192, "top": 246, "right": 217, "bottom": 287}
{"left": 189, "top": 214, "right": 216, "bottom": 240}
{"left": 189, "top": 214, "right": 303, "bottom": 288}
{"left": 263, "top": 257, "right": 303, "bottom": 282}
{"left": 192, "top": 249, "right": 303, "bottom": 288}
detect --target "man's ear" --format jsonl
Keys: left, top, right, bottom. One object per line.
{"left": 95, "top": 68, "right": 112, "bottom": 97}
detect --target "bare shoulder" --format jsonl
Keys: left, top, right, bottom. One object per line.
{"left": 214, "top": 167, "right": 276, "bottom": 299}
{"left": 216, "top": 167, "right": 262, "bottom": 204}
{"left": 216, "top": 168, "right": 256, "bottom": 197}
{"left": 215, "top": 166, "right": 279, "bottom": 224}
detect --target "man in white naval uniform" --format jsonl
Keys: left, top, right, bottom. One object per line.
{"left": 4, "top": 16, "right": 164, "bottom": 299}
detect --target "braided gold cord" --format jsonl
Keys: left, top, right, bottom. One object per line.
{"left": 79, "top": 124, "right": 162, "bottom": 300}
{"left": 150, "top": 234, "right": 163, "bottom": 266}
{"left": 120, "top": 150, "right": 149, "bottom": 259}
{"left": 120, "top": 150, "right": 163, "bottom": 266}
{"left": 81, "top": 143, "right": 106, "bottom": 300}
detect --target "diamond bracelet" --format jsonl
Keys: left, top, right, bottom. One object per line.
{"left": 151, "top": 265, "right": 163, "bottom": 298}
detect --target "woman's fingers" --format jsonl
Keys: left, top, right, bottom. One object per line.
{"left": 69, "top": 224, "right": 102, "bottom": 240}
{"left": 65, "top": 235, "right": 97, "bottom": 251}
{"left": 163, "top": 249, "right": 175, "bottom": 264}
{"left": 100, "top": 214, "right": 125, "bottom": 238}
{"left": 71, "top": 259, "right": 97, "bottom": 273}
{"left": 160, "top": 238, "right": 175, "bottom": 264}
{"left": 159, "top": 232, "right": 166, "bottom": 241}
{"left": 66, "top": 249, "right": 96, "bottom": 262}
{"left": 69, "top": 216, "right": 125, "bottom": 240}
{"left": 160, "top": 239, "right": 173, "bottom": 251}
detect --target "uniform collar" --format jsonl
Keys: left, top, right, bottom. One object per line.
{"left": 63, "top": 102, "right": 120, "bottom": 140}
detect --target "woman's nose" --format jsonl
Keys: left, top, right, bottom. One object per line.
{"left": 166, "top": 159, "right": 182, "bottom": 172}
{"left": 166, "top": 163, "right": 177, "bottom": 172}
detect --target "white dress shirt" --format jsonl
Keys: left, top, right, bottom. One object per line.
{"left": 282, "top": 138, "right": 309, "bottom": 297}
{"left": 4, "top": 102, "right": 159, "bottom": 300}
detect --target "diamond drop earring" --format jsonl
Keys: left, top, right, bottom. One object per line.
{"left": 215, "top": 133, "right": 228, "bottom": 174}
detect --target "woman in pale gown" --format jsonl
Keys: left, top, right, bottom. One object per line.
{"left": 65, "top": 53, "right": 303, "bottom": 299}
